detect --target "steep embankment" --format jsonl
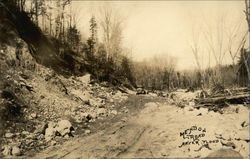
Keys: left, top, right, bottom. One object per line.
{"left": 0, "top": 1, "right": 86, "bottom": 75}
{"left": 0, "top": 38, "right": 134, "bottom": 157}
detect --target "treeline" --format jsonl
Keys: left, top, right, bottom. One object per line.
{"left": 134, "top": 48, "right": 249, "bottom": 91}
{"left": 2, "top": 0, "right": 249, "bottom": 90}
{"left": 2, "top": 0, "right": 136, "bottom": 88}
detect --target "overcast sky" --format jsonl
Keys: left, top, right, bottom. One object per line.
{"left": 71, "top": 1, "right": 248, "bottom": 70}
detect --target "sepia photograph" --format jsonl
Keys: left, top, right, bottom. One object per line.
{"left": 0, "top": 0, "right": 249, "bottom": 158}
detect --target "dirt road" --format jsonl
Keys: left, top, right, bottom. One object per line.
{"left": 27, "top": 97, "right": 249, "bottom": 159}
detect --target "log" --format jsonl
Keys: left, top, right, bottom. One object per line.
{"left": 196, "top": 94, "right": 249, "bottom": 105}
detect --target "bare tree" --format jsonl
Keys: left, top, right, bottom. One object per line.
{"left": 99, "top": 6, "right": 124, "bottom": 63}
{"left": 243, "top": 0, "right": 250, "bottom": 80}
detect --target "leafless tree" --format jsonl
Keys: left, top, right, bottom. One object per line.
{"left": 99, "top": 6, "right": 124, "bottom": 63}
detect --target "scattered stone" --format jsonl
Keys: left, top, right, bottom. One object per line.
{"left": 34, "top": 123, "right": 47, "bottom": 134}
{"left": 2, "top": 145, "right": 12, "bottom": 156}
{"left": 51, "top": 140, "right": 57, "bottom": 146}
{"left": 56, "top": 120, "right": 73, "bottom": 137}
{"left": 97, "top": 108, "right": 107, "bottom": 116}
{"left": 22, "top": 131, "right": 30, "bottom": 135}
{"left": 189, "top": 101, "right": 195, "bottom": 107}
{"left": 30, "top": 113, "right": 37, "bottom": 119}
{"left": 84, "top": 129, "right": 91, "bottom": 134}
{"left": 11, "top": 146, "right": 21, "bottom": 156}
{"left": 5, "top": 133, "right": 14, "bottom": 138}
{"left": 77, "top": 74, "right": 91, "bottom": 84}
{"left": 111, "top": 110, "right": 118, "bottom": 115}
{"left": 45, "top": 127, "right": 56, "bottom": 141}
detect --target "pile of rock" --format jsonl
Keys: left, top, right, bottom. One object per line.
{"left": 44, "top": 120, "right": 74, "bottom": 142}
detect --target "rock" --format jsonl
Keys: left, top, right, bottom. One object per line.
{"left": 56, "top": 120, "right": 73, "bottom": 137}
{"left": 5, "top": 133, "right": 14, "bottom": 138}
{"left": 71, "top": 90, "right": 90, "bottom": 103}
{"left": 205, "top": 148, "right": 243, "bottom": 159}
{"left": 84, "top": 129, "right": 91, "bottom": 134}
{"left": 184, "top": 106, "right": 193, "bottom": 112}
{"left": 51, "top": 140, "right": 57, "bottom": 146}
{"left": 11, "top": 146, "right": 21, "bottom": 156}
{"left": 21, "top": 131, "right": 30, "bottom": 135}
{"left": 97, "top": 108, "right": 107, "bottom": 116}
{"left": 189, "top": 101, "right": 195, "bottom": 107}
{"left": 198, "top": 108, "right": 208, "bottom": 115}
{"left": 77, "top": 74, "right": 91, "bottom": 84}
{"left": 34, "top": 123, "right": 47, "bottom": 134}
{"left": 111, "top": 110, "right": 118, "bottom": 115}
{"left": 89, "top": 98, "right": 103, "bottom": 107}
{"left": 30, "top": 113, "right": 37, "bottom": 119}
{"left": 45, "top": 127, "right": 56, "bottom": 141}
{"left": 124, "top": 109, "right": 129, "bottom": 113}
{"left": 2, "top": 145, "right": 12, "bottom": 156}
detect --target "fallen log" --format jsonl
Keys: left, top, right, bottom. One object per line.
{"left": 196, "top": 94, "right": 249, "bottom": 105}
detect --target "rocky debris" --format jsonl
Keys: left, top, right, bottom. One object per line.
{"left": 29, "top": 113, "right": 37, "bottom": 119}
{"left": 51, "top": 140, "right": 57, "bottom": 146}
{"left": 22, "top": 131, "right": 30, "bottom": 136}
{"left": 76, "top": 74, "right": 91, "bottom": 84}
{"left": 43, "top": 120, "right": 74, "bottom": 142}
{"left": 11, "top": 146, "right": 21, "bottom": 156}
{"left": 45, "top": 126, "right": 56, "bottom": 142}
{"left": 97, "top": 108, "right": 107, "bottom": 116}
{"left": 5, "top": 132, "right": 14, "bottom": 138}
{"left": 2, "top": 145, "right": 12, "bottom": 156}
{"left": 56, "top": 120, "right": 73, "bottom": 137}
{"left": 84, "top": 130, "right": 91, "bottom": 134}
{"left": 1, "top": 145, "right": 21, "bottom": 157}
{"left": 110, "top": 110, "right": 118, "bottom": 115}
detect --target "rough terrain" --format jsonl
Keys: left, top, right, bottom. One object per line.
{"left": 25, "top": 101, "right": 250, "bottom": 159}
{"left": 0, "top": 41, "right": 249, "bottom": 159}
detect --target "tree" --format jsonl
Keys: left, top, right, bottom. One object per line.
{"left": 99, "top": 6, "right": 123, "bottom": 63}
{"left": 237, "top": 48, "right": 250, "bottom": 86}
{"left": 244, "top": 0, "right": 250, "bottom": 82}
{"left": 66, "top": 25, "right": 81, "bottom": 52}
{"left": 86, "top": 16, "right": 98, "bottom": 60}
{"left": 120, "top": 56, "right": 135, "bottom": 87}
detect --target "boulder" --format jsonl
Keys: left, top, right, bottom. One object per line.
{"left": 2, "top": 145, "right": 12, "bottom": 156}
{"left": 84, "top": 130, "right": 91, "bottom": 134}
{"left": 21, "top": 131, "right": 30, "bottom": 135}
{"left": 51, "top": 140, "right": 57, "bottom": 146}
{"left": 77, "top": 74, "right": 91, "bottom": 84}
{"left": 30, "top": 113, "right": 37, "bottom": 119}
{"left": 56, "top": 120, "right": 73, "bottom": 137}
{"left": 97, "top": 108, "right": 107, "bottom": 116}
{"left": 111, "top": 110, "right": 118, "bottom": 115}
{"left": 11, "top": 146, "right": 21, "bottom": 156}
{"left": 34, "top": 123, "right": 48, "bottom": 134}
{"left": 45, "top": 127, "right": 56, "bottom": 141}
{"left": 71, "top": 90, "right": 90, "bottom": 104}
{"left": 89, "top": 98, "right": 103, "bottom": 107}
{"left": 5, "top": 133, "right": 14, "bottom": 138}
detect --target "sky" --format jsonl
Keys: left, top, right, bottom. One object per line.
{"left": 70, "top": 1, "right": 249, "bottom": 70}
